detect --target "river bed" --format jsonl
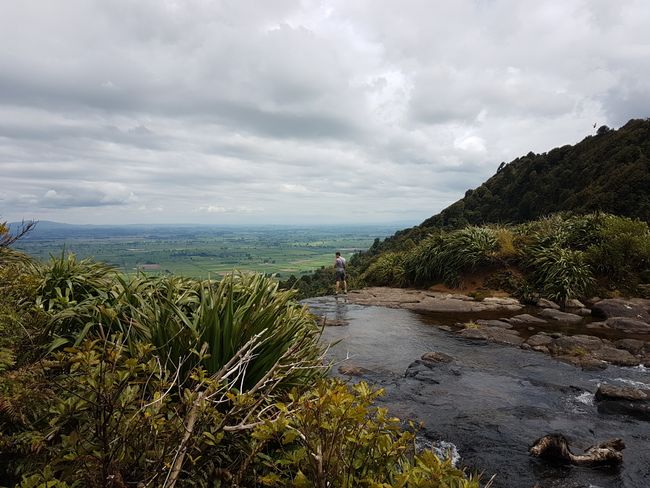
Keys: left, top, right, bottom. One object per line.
{"left": 305, "top": 296, "right": 650, "bottom": 488}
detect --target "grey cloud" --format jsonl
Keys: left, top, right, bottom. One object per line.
{"left": 1, "top": 0, "right": 649, "bottom": 224}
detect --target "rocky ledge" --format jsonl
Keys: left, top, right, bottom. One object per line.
{"left": 348, "top": 289, "right": 650, "bottom": 368}
{"left": 347, "top": 287, "right": 522, "bottom": 313}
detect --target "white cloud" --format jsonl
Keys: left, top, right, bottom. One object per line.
{"left": 0, "top": 0, "right": 648, "bottom": 224}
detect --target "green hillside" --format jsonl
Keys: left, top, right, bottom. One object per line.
{"left": 374, "top": 119, "right": 650, "bottom": 254}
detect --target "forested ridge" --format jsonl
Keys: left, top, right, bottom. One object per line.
{"left": 374, "top": 118, "right": 650, "bottom": 253}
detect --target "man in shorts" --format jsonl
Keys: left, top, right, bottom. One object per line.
{"left": 334, "top": 251, "right": 347, "bottom": 294}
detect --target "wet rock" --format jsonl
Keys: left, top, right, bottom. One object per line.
{"left": 404, "top": 361, "right": 441, "bottom": 384}
{"left": 585, "top": 321, "right": 607, "bottom": 330}
{"left": 529, "top": 434, "right": 624, "bottom": 466}
{"left": 592, "top": 347, "right": 640, "bottom": 367}
{"left": 556, "top": 355, "right": 608, "bottom": 370}
{"left": 591, "top": 298, "right": 650, "bottom": 321}
{"left": 525, "top": 333, "right": 553, "bottom": 349}
{"left": 458, "top": 326, "right": 523, "bottom": 346}
{"left": 614, "top": 338, "right": 646, "bottom": 355}
{"left": 564, "top": 299, "right": 585, "bottom": 309}
{"left": 549, "top": 335, "right": 603, "bottom": 355}
{"left": 324, "top": 319, "right": 349, "bottom": 327}
{"left": 576, "top": 308, "right": 592, "bottom": 316}
{"left": 595, "top": 384, "right": 650, "bottom": 420}
{"left": 538, "top": 308, "right": 583, "bottom": 323}
{"left": 438, "top": 325, "right": 453, "bottom": 332}
{"left": 507, "top": 314, "right": 547, "bottom": 325}
{"left": 338, "top": 364, "right": 372, "bottom": 377}
{"left": 458, "top": 328, "right": 489, "bottom": 340}
{"left": 604, "top": 317, "right": 650, "bottom": 333}
{"left": 536, "top": 298, "right": 560, "bottom": 309}
{"left": 348, "top": 287, "right": 524, "bottom": 313}
{"left": 421, "top": 352, "right": 454, "bottom": 364}
{"left": 476, "top": 319, "right": 513, "bottom": 328}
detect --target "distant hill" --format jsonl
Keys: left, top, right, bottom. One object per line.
{"left": 370, "top": 118, "right": 650, "bottom": 254}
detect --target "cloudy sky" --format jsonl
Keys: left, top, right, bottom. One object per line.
{"left": 1, "top": 1, "right": 649, "bottom": 225}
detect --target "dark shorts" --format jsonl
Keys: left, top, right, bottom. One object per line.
{"left": 336, "top": 269, "right": 346, "bottom": 281}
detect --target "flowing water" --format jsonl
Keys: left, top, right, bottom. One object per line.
{"left": 305, "top": 296, "right": 650, "bottom": 488}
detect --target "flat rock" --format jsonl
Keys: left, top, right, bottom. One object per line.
{"left": 324, "top": 318, "right": 349, "bottom": 327}
{"left": 538, "top": 309, "right": 583, "bottom": 323}
{"left": 526, "top": 333, "right": 554, "bottom": 348}
{"left": 592, "top": 299, "right": 650, "bottom": 321}
{"left": 556, "top": 355, "right": 608, "bottom": 371}
{"left": 565, "top": 299, "right": 585, "bottom": 309}
{"left": 347, "top": 287, "right": 523, "bottom": 313}
{"left": 605, "top": 317, "right": 650, "bottom": 333}
{"left": 421, "top": 352, "right": 454, "bottom": 363}
{"left": 576, "top": 308, "right": 592, "bottom": 316}
{"left": 595, "top": 384, "right": 650, "bottom": 420}
{"left": 614, "top": 339, "right": 646, "bottom": 355}
{"left": 596, "top": 384, "right": 649, "bottom": 401}
{"left": 338, "top": 364, "right": 372, "bottom": 377}
{"left": 476, "top": 319, "right": 513, "bottom": 329}
{"left": 550, "top": 335, "right": 603, "bottom": 355}
{"left": 458, "top": 326, "right": 523, "bottom": 346}
{"left": 536, "top": 298, "right": 560, "bottom": 309}
{"left": 507, "top": 314, "right": 547, "bottom": 325}
{"left": 592, "top": 347, "right": 640, "bottom": 367}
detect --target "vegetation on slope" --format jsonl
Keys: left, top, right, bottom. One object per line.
{"left": 0, "top": 222, "right": 483, "bottom": 487}
{"left": 357, "top": 213, "right": 650, "bottom": 303}
{"left": 374, "top": 119, "right": 650, "bottom": 255}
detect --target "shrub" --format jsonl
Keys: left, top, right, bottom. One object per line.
{"left": 525, "top": 244, "right": 594, "bottom": 304}
{"left": 363, "top": 252, "right": 408, "bottom": 286}
{"left": 252, "top": 380, "right": 481, "bottom": 487}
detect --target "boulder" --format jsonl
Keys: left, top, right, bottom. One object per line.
{"left": 556, "top": 355, "right": 608, "bottom": 371}
{"left": 538, "top": 308, "right": 583, "bottom": 323}
{"left": 421, "top": 352, "right": 454, "bottom": 364}
{"left": 576, "top": 308, "right": 592, "bottom": 316}
{"left": 592, "top": 299, "right": 650, "bottom": 321}
{"left": 525, "top": 333, "right": 553, "bottom": 349}
{"left": 458, "top": 327, "right": 524, "bottom": 346}
{"left": 595, "top": 384, "right": 650, "bottom": 420}
{"left": 592, "top": 347, "right": 640, "bottom": 367}
{"left": 604, "top": 317, "right": 650, "bottom": 333}
{"left": 565, "top": 299, "right": 585, "bottom": 309}
{"left": 614, "top": 339, "right": 646, "bottom": 355}
{"left": 476, "top": 319, "right": 513, "bottom": 329}
{"left": 324, "top": 319, "right": 349, "bottom": 327}
{"left": 507, "top": 314, "right": 547, "bottom": 325}
{"left": 536, "top": 298, "right": 560, "bottom": 309}
{"left": 338, "top": 364, "right": 372, "bottom": 377}
{"left": 549, "top": 335, "right": 603, "bottom": 356}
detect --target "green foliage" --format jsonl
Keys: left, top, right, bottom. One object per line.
{"left": 253, "top": 380, "right": 480, "bottom": 488}
{"left": 525, "top": 244, "right": 594, "bottom": 304}
{"left": 403, "top": 227, "right": 498, "bottom": 287}
{"left": 584, "top": 215, "right": 650, "bottom": 285}
{"left": 370, "top": 119, "right": 650, "bottom": 257}
{"left": 357, "top": 213, "right": 649, "bottom": 301}
{"left": 363, "top": 252, "right": 408, "bottom": 286}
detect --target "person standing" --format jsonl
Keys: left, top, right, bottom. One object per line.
{"left": 334, "top": 251, "right": 347, "bottom": 294}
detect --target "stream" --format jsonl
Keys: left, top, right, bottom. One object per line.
{"left": 305, "top": 296, "right": 650, "bottom": 488}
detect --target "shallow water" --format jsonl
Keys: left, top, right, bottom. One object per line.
{"left": 306, "top": 296, "right": 650, "bottom": 488}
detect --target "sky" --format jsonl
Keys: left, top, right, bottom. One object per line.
{"left": 1, "top": 0, "right": 649, "bottom": 225}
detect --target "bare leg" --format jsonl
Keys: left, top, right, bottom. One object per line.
{"left": 343, "top": 279, "right": 347, "bottom": 294}
{"left": 335, "top": 280, "right": 340, "bottom": 294}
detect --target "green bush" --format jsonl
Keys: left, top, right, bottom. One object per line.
{"left": 363, "top": 252, "right": 408, "bottom": 286}
{"left": 525, "top": 244, "right": 594, "bottom": 303}
{"left": 253, "top": 380, "right": 482, "bottom": 488}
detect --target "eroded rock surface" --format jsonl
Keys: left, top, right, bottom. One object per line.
{"left": 592, "top": 299, "right": 650, "bottom": 321}
{"left": 538, "top": 308, "right": 583, "bottom": 323}
{"left": 347, "top": 287, "right": 523, "bottom": 313}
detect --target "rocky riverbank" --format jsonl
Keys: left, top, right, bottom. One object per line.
{"left": 345, "top": 288, "right": 650, "bottom": 368}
